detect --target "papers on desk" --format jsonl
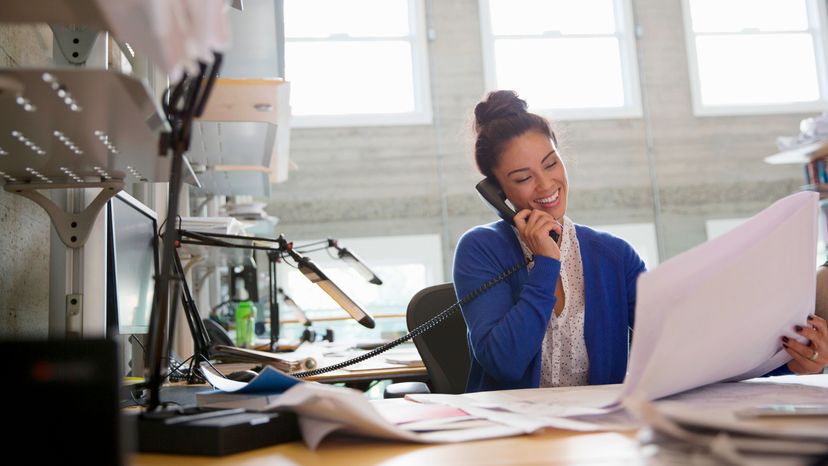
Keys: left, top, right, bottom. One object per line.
{"left": 620, "top": 191, "right": 819, "bottom": 402}
{"left": 629, "top": 375, "right": 828, "bottom": 460}
{"left": 210, "top": 345, "right": 318, "bottom": 373}
{"left": 273, "top": 383, "right": 525, "bottom": 448}
{"left": 649, "top": 375, "right": 828, "bottom": 442}
{"left": 341, "top": 346, "right": 425, "bottom": 372}
{"left": 199, "top": 364, "right": 526, "bottom": 447}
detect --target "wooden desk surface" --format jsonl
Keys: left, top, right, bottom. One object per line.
{"left": 132, "top": 430, "right": 644, "bottom": 466}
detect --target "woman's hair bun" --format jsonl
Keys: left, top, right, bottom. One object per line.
{"left": 473, "top": 90, "right": 528, "bottom": 133}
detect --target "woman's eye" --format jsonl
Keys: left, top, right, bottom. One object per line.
{"left": 544, "top": 163, "right": 556, "bottom": 170}
{"left": 515, "top": 177, "right": 530, "bottom": 183}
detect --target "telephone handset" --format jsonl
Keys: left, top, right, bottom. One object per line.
{"left": 475, "top": 177, "right": 560, "bottom": 244}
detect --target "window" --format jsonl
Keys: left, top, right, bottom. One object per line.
{"left": 284, "top": 0, "right": 432, "bottom": 127}
{"left": 683, "top": 0, "right": 828, "bottom": 115}
{"left": 478, "top": 0, "right": 642, "bottom": 120}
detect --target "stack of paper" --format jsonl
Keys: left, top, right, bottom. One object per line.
{"left": 210, "top": 345, "right": 317, "bottom": 373}
{"left": 627, "top": 375, "right": 828, "bottom": 461}
{"left": 179, "top": 217, "right": 246, "bottom": 235}
{"left": 178, "top": 216, "right": 250, "bottom": 264}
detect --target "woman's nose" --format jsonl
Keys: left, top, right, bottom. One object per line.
{"left": 537, "top": 173, "right": 554, "bottom": 191}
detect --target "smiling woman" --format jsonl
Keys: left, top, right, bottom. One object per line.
{"left": 454, "top": 90, "right": 648, "bottom": 392}
{"left": 453, "top": 90, "right": 827, "bottom": 394}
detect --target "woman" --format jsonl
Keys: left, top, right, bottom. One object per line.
{"left": 453, "top": 90, "right": 827, "bottom": 393}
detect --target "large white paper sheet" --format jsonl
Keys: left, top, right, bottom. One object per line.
{"left": 621, "top": 191, "right": 819, "bottom": 402}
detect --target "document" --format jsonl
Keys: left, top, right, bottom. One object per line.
{"left": 266, "top": 383, "right": 526, "bottom": 449}
{"left": 620, "top": 191, "right": 819, "bottom": 402}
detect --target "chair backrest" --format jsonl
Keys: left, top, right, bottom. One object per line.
{"left": 406, "top": 283, "right": 469, "bottom": 394}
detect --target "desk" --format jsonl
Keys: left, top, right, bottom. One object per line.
{"left": 215, "top": 342, "right": 429, "bottom": 386}
{"left": 132, "top": 430, "right": 644, "bottom": 465}
{"left": 305, "top": 364, "right": 428, "bottom": 385}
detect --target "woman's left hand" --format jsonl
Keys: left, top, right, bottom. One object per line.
{"left": 783, "top": 314, "right": 828, "bottom": 374}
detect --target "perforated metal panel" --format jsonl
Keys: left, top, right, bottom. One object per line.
{"left": 0, "top": 68, "right": 170, "bottom": 185}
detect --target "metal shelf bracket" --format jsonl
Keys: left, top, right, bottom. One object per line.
{"left": 4, "top": 179, "right": 124, "bottom": 248}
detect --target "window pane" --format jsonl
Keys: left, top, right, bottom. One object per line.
{"left": 489, "top": 0, "right": 616, "bottom": 35}
{"left": 284, "top": 0, "right": 410, "bottom": 38}
{"left": 286, "top": 41, "right": 415, "bottom": 115}
{"left": 695, "top": 34, "right": 819, "bottom": 106}
{"left": 689, "top": 0, "right": 809, "bottom": 33}
{"left": 494, "top": 38, "right": 625, "bottom": 109}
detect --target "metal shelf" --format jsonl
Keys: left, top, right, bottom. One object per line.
{"left": 0, "top": 68, "right": 178, "bottom": 185}
{"left": 189, "top": 78, "right": 291, "bottom": 197}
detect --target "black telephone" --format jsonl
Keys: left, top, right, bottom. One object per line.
{"left": 476, "top": 177, "right": 560, "bottom": 244}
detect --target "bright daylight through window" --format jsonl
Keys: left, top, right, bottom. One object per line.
{"left": 284, "top": 0, "right": 431, "bottom": 127}
{"left": 480, "top": 0, "right": 642, "bottom": 119}
{"left": 684, "top": 0, "right": 828, "bottom": 115}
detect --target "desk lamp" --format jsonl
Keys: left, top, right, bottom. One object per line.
{"left": 176, "top": 231, "right": 376, "bottom": 330}
{"left": 327, "top": 239, "right": 383, "bottom": 285}
{"left": 284, "top": 245, "right": 376, "bottom": 329}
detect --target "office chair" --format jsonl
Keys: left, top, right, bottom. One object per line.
{"left": 384, "top": 283, "right": 470, "bottom": 398}
{"left": 407, "top": 283, "right": 470, "bottom": 394}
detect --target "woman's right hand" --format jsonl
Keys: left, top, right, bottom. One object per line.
{"left": 514, "top": 209, "right": 562, "bottom": 260}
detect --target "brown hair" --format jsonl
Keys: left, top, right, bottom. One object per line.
{"left": 473, "top": 90, "right": 557, "bottom": 179}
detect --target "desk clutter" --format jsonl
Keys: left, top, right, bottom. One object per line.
{"left": 194, "top": 360, "right": 828, "bottom": 461}
{"left": 131, "top": 190, "right": 825, "bottom": 463}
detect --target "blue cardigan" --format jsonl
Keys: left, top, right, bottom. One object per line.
{"left": 453, "top": 220, "right": 646, "bottom": 392}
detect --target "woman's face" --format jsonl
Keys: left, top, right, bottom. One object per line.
{"left": 491, "top": 130, "right": 568, "bottom": 221}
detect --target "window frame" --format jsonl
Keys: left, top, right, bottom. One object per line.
{"left": 681, "top": 0, "right": 828, "bottom": 116}
{"left": 286, "top": 0, "right": 433, "bottom": 128}
{"left": 477, "top": 0, "right": 643, "bottom": 121}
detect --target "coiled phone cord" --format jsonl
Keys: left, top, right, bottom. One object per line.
{"left": 290, "top": 257, "right": 530, "bottom": 378}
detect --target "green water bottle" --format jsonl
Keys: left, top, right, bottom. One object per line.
{"left": 234, "top": 300, "right": 256, "bottom": 348}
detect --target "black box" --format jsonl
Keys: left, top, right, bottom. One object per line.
{"left": 129, "top": 409, "right": 301, "bottom": 456}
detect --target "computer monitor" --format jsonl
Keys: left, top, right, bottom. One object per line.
{"left": 106, "top": 191, "right": 159, "bottom": 336}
